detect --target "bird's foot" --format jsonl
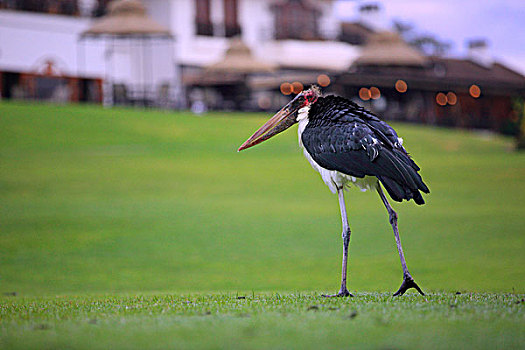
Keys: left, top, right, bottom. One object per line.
{"left": 322, "top": 288, "right": 353, "bottom": 298}
{"left": 393, "top": 275, "right": 425, "bottom": 296}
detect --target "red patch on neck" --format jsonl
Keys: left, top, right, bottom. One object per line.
{"left": 304, "top": 90, "right": 318, "bottom": 105}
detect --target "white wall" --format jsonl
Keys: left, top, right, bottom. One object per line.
{"left": 239, "top": 0, "right": 274, "bottom": 44}
{"left": 0, "top": 10, "right": 105, "bottom": 77}
{"left": 259, "top": 40, "right": 359, "bottom": 71}
{"left": 318, "top": 1, "right": 340, "bottom": 40}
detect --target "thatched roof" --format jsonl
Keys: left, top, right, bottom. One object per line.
{"left": 81, "top": 0, "right": 171, "bottom": 38}
{"left": 205, "top": 38, "right": 277, "bottom": 74}
{"left": 355, "top": 31, "right": 428, "bottom": 67}
{"left": 340, "top": 56, "right": 525, "bottom": 94}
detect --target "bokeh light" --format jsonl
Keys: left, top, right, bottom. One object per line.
{"left": 395, "top": 79, "right": 408, "bottom": 93}
{"left": 359, "top": 87, "right": 371, "bottom": 101}
{"left": 446, "top": 92, "right": 457, "bottom": 105}
{"left": 280, "top": 82, "right": 292, "bottom": 95}
{"left": 257, "top": 96, "right": 271, "bottom": 109}
{"left": 469, "top": 84, "right": 481, "bottom": 98}
{"left": 436, "top": 92, "right": 447, "bottom": 106}
{"left": 370, "top": 86, "right": 381, "bottom": 100}
{"left": 292, "top": 81, "right": 304, "bottom": 94}
{"left": 317, "top": 74, "right": 331, "bottom": 87}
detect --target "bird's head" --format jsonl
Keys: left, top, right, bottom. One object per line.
{"left": 238, "top": 85, "right": 320, "bottom": 151}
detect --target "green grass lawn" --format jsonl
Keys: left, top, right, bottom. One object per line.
{"left": 1, "top": 293, "right": 523, "bottom": 350}
{"left": 1, "top": 101, "right": 524, "bottom": 349}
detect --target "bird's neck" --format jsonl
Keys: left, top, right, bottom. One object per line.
{"left": 297, "top": 105, "right": 310, "bottom": 148}
{"left": 297, "top": 104, "right": 310, "bottom": 122}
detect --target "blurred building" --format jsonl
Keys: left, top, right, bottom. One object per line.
{"left": 1, "top": 0, "right": 524, "bottom": 134}
{"left": 0, "top": 0, "right": 106, "bottom": 103}
{"left": 142, "top": 0, "right": 358, "bottom": 110}
{"left": 336, "top": 34, "right": 525, "bottom": 133}
{"left": 0, "top": 0, "right": 175, "bottom": 106}
{"left": 0, "top": 0, "right": 358, "bottom": 109}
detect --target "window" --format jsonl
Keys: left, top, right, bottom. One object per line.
{"left": 223, "top": 0, "right": 241, "bottom": 37}
{"left": 272, "top": 0, "right": 320, "bottom": 40}
{"left": 195, "top": 0, "right": 213, "bottom": 36}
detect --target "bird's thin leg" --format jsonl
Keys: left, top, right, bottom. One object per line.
{"left": 376, "top": 184, "right": 425, "bottom": 297}
{"left": 322, "top": 187, "right": 353, "bottom": 298}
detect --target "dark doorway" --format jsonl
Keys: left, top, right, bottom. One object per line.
{"left": 1, "top": 72, "right": 21, "bottom": 99}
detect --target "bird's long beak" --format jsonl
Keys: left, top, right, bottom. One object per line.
{"left": 238, "top": 95, "right": 303, "bottom": 151}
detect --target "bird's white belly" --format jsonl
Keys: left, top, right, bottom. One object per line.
{"left": 297, "top": 112, "right": 378, "bottom": 194}
{"left": 301, "top": 146, "right": 378, "bottom": 193}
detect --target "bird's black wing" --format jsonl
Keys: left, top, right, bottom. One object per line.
{"left": 302, "top": 96, "right": 429, "bottom": 204}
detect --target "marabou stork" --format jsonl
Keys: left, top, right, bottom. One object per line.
{"left": 238, "top": 86, "right": 429, "bottom": 297}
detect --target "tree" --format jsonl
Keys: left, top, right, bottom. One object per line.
{"left": 515, "top": 98, "right": 525, "bottom": 150}
{"left": 393, "top": 20, "right": 452, "bottom": 56}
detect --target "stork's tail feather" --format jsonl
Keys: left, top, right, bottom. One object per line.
{"left": 379, "top": 176, "right": 427, "bottom": 205}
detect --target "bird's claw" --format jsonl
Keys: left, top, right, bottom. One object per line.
{"left": 393, "top": 275, "right": 425, "bottom": 296}
{"left": 322, "top": 289, "right": 353, "bottom": 298}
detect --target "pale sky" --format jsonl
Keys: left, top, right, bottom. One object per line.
{"left": 335, "top": 0, "right": 525, "bottom": 75}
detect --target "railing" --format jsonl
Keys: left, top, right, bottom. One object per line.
{"left": 258, "top": 27, "right": 341, "bottom": 42}
{"left": 195, "top": 22, "right": 242, "bottom": 38}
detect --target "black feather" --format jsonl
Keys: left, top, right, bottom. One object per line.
{"left": 302, "top": 95, "right": 429, "bottom": 204}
